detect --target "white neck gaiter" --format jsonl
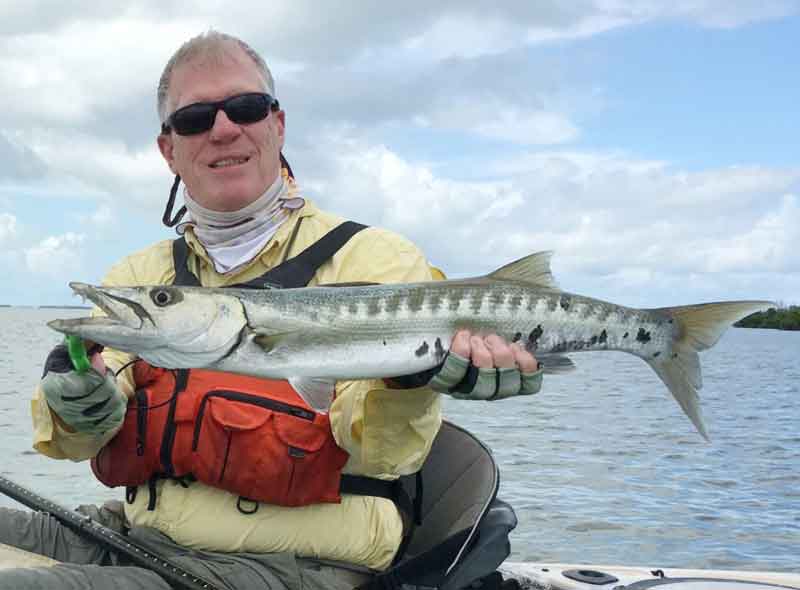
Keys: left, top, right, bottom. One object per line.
{"left": 182, "top": 175, "right": 305, "bottom": 274}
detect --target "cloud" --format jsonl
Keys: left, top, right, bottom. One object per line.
{"left": 699, "top": 193, "right": 800, "bottom": 272}
{"left": 78, "top": 205, "right": 115, "bottom": 227}
{"left": 419, "top": 100, "right": 580, "bottom": 145}
{"left": 0, "top": 132, "right": 49, "bottom": 181}
{"left": 25, "top": 232, "right": 87, "bottom": 278}
{"left": 295, "top": 132, "right": 799, "bottom": 303}
{"left": 4, "top": 1, "right": 792, "bottom": 207}
{"left": 18, "top": 129, "right": 170, "bottom": 207}
{"left": 0, "top": 213, "right": 18, "bottom": 242}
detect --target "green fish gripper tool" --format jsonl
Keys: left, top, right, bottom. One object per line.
{"left": 66, "top": 335, "right": 91, "bottom": 374}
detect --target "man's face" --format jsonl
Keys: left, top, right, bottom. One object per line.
{"left": 157, "top": 47, "right": 285, "bottom": 212}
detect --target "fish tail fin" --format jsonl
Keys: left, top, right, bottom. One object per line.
{"left": 645, "top": 300, "right": 773, "bottom": 440}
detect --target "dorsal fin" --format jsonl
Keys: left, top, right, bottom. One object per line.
{"left": 487, "top": 251, "right": 558, "bottom": 288}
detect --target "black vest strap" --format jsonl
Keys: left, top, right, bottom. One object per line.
{"left": 171, "top": 220, "right": 368, "bottom": 289}
{"left": 169, "top": 220, "right": 419, "bottom": 521}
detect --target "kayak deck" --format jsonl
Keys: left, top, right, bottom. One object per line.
{"left": 500, "top": 562, "right": 800, "bottom": 589}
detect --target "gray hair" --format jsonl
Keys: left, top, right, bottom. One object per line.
{"left": 157, "top": 30, "right": 275, "bottom": 123}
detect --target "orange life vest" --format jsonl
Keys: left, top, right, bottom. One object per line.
{"left": 90, "top": 222, "right": 404, "bottom": 509}
{"left": 91, "top": 362, "right": 349, "bottom": 506}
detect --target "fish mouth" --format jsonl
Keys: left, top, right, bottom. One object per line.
{"left": 48, "top": 283, "right": 151, "bottom": 335}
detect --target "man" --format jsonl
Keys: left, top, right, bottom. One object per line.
{"left": 0, "top": 31, "right": 542, "bottom": 590}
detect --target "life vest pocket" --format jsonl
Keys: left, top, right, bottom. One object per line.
{"left": 190, "top": 389, "right": 348, "bottom": 506}
{"left": 91, "top": 388, "right": 164, "bottom": 487}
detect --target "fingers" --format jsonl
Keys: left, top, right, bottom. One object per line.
{"left": 456, "top": 332, "right": 537, "bottom": 371}
{"left": 441, "top": 331, "right": 543, "bottom": 401}
{"left": 483, "top": 334, "right": 516, "bottom": 368}
{"left": 450, "top": 330, "right": 472, "bottom": 357}
{"left": 90, "top": 351, "right": 107, "bottom": 374}
{"left": 469, "top": 335, "right": 493, "bottom": 368}
{"left": 511, "top": 342, "right": 539, "bottom": 373}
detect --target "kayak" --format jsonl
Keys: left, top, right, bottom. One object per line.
{"left": 499, "top": 562, "right": 800, "bottom": 589}
{"left": 3, "top": 545, "right": 798, "bottom": 589}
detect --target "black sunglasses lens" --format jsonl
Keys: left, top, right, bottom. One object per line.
{"left": 168, "top": 94, "right": 273, "bottom": 135}
{"left": 225, "top": 94, "right": 271, "bottom": 125}
{"left": 170, "top": 104, "right": 217, "bottom": 135}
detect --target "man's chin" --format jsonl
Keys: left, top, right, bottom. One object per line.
{"left": 192, "top": 183, "right": 264, "bottom": 212}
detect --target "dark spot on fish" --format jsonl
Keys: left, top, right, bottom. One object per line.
{"left": 407, "top": 290, "right": 425, "bottom": 313}
{"left": 415, "top": 341, "right": 429, "bottom": 357}
{"left": 309, "top": 311, "right": 319, "bottom": 323}
{"left": 599, "top": 329, "right": 608, "bottom": 345}
{"left": 523, "top": 297, "right": 533, "bottom": 312}
{"left": 653, "top": 351, "right": 661, "bottom": 358}
{"left": 528, "top": 325, "right": 543, "bottom": 350}
{"left": 590, "top": 335, "right": 598, "bottom": 345}
{"left": 546, "top": 297, "right": 558, "bottom": 312}
{"left": 448, "top": 295, "right": 461, "bottom": 311}
{"left": 552, "top": 341, "right": 569, "bottom": 353}
{"left": 636, "top": 328, "right": 652, "bottom": 343}
{"left": 383, "top": 340, "right": 387, "bottom": 346}
{"left": 672, "top": 352, "right": 679, "bottom": 359}
{"left": 623, "top": 332, "right": 629, "bottom": 339}
{"left": 367, "top": 300, "right": 381, "bottom": 316}
{"left": 384, "top": 294, "right": 402, "bottom": 314}
{"left": 560, "top": 294, "right": 571, "bottom": 311}
{"left": 509, "top": 294, "right": 523, "bottom": 311}
{"left": 348, "top": 302, "right": 359, "bottom": 315}
{"left": 668, "top": 319, "right": 674, "bottom": 324}
{"left": 434, "top": 338, "right": 446, "bottom": 361}
{"left": 469, "top": 291, "right": 483, "bottom": 315}
{"left": 489, "top": 291, "right": 505, "bottom": 309}
{"left": 427, "top": 292, "right": 443, "bottom": 313}
{"left": 512, "top": 332, "right": 522, "bottom": 343}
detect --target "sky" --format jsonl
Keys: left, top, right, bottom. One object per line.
{"left": 1, "top": 1, "right": 798, "bottom": 308}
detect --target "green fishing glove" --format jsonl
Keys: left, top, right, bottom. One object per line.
{"left": 387, "top": 352, "right": 543, "bottom": 400}
{"left": 40, "top": 344, "right": 126, "bottom": 434}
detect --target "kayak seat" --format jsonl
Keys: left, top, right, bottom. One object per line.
{"left": 360, "top": 420, "right": 518, "bottom": 590}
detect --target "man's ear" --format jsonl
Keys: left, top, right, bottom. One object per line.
{"left": 275, "top": 110, "right": 286, "bottom": 149}
{"left": 157, "top": 133, "right": 178, "bottom": 175}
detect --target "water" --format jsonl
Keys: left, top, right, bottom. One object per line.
{"left": 1, "top": 308, "right": 798, "bottom": 572}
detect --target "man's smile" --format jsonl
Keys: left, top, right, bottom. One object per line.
{"left": 209, "top": 155, "right": 251, "bottom": 169}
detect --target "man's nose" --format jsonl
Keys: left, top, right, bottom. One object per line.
{"left": 209, "top": 109, "right": 241, "bottom": 141}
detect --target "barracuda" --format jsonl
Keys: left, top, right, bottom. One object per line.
{"left": 48, "top": 252, "right": 772, "bottom": 438}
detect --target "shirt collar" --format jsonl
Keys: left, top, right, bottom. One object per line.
{"left": 183, "top": 198, "right": 318, "bottom": 275}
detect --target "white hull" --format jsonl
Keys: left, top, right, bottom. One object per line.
{"left": 500, "top": 562, "right": 800, "bottom": 589}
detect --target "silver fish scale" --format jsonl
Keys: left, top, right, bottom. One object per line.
{"left": 241, "top": 281, "right": 678, "bottom": 374}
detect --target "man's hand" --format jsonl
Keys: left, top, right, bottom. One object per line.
{"left": 387, "top": 330, "right": 544, "bottom": 400}
{"left": 40, "top": 344, "right": 126, "bottom": 433}
{"left": 428, "top": 330, "right": 542, "bottom": 400}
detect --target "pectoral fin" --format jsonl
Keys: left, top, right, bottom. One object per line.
{"left": 253, "top": 330, "right": 296, "bottom": 352}
{"left": 536, "top": 353, "right": 576, "bottom": 374}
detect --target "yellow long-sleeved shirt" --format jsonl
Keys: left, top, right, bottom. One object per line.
{"left": 31, "top": 193, "right": 442, "bottom": 570}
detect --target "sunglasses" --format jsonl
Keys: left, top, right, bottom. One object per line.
{"left": 161, "top": 92, "right": 279, "bottom": 136}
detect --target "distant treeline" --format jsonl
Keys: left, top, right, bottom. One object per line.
{"left": 735, "top": 305, "right": 800, "bottom": 331}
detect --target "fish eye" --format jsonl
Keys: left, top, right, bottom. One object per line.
{"left": 151, "top": 288, "right": 175, "bottom": 307}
